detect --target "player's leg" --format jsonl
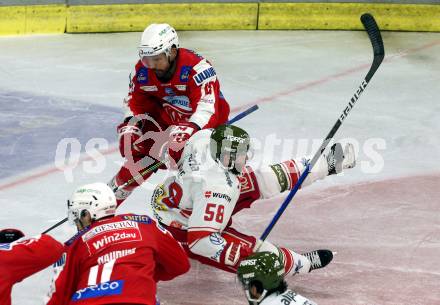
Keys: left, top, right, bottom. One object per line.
{"left": 256, "top": 142, "right": 356, "bottom": 200}
{"left": 254, "top": 239, "right": 333, "bottom": 276}
{"left": 233, "top": 142, "right": 355, "bottom": 214}
{"left": 166, "top": 226, "right": 258, "bottom": 273}
{"left": 108, "top": 156, "right": 160, "bottom": 206}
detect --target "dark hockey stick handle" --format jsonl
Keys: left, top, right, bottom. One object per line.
{"left": 42, "top": 217, "right": 68, "bottom": 234}
{"left": 260, "top": 14, "right": 385, "bottom": 242}
{"left": 41, "top": 104, "right": 259, "bottom": 234}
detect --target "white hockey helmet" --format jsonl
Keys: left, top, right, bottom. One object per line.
{"left": 67, "top": 183, "right": 117, "bottom": 224}
{"left": 138, "top": 23, "right": 179, "bottom": 59}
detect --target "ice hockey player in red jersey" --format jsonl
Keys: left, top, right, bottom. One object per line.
{"left": 108, "top": 23, "right": 230, "bottom": 206}
{"left": 150, "top": 125, "right": 356, "bottom": 275}
{"left": 0, "top": 228, "right": 63, "bottom": 305}
{"left": 45, "top": 182, "right": 189, "bottom": 305}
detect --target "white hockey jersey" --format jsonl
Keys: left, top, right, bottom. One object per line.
{"left": 150, "top": 129, "right": 241, "bottom": 238}
{"left": 259, "top": 289, "right": 317, "bottom": 305}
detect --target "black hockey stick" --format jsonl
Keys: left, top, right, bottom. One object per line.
{"left": 41, "top": 105, "right": 259, "bottom": 234}
{"left": 260, "top": 13, "right": 385, "bottom": 241}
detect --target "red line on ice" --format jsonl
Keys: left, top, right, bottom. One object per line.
{"left": 1, "top": 40, "right": 438, "bottom": 191}
{"left": 0, "top": 147, "right": 118, "bottom": 191}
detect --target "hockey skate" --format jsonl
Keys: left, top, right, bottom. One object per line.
{"left": 303, "top": 249, "right": 333, "bottom": 272}
{"left": 326, "top": 142, "right": 356, "bottom": 175}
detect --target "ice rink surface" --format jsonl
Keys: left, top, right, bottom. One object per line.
{"left": 0, "top": 29, "right": 439, "bottom": 304}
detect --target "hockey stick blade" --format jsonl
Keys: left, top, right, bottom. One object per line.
{"left": 361, "top": 13, "right": 385, "bottom": 82}
{"left": 41, "top": 105, "right": 259, "bottom": 234}
{"left": 259, "top": 14, "right": 385, "bottom": 242}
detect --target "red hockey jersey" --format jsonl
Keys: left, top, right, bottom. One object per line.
{"left": 126, "top": 48, "right": 230, "bottom": 129}
{"left": 46, "top": 214, "right": 190, "bottom": 305}
{"left": 0, "top": 234, "right": 63, "bottom": 305}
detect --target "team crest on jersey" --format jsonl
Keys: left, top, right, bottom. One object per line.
{"left": 180, "top": 66, "right": 192, "bottom": 82}
{"left": 136, "top": 67, "right": 148, "bottom": 84}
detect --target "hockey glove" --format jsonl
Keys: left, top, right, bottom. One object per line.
{"left": 117, "top": 118, "right": 148, "bottom": 158}
{"left": 220, "top": 242, "right": 253, "bottom": 268}
{"left": 168, "top": 122, "right": 200, "bottom": 164}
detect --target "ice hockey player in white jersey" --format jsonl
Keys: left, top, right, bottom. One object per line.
{"left": 237, "top": 251, "right": 317, "bottom": 305}
{"left": 150, "top": 124, "right": 356, "bottom": 274}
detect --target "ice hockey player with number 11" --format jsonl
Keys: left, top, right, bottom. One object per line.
{"left": 150, "top": 124, "right": 356, "bottom": 276}
{"left": 46, "top": 183, "right": 189, "bottom": 305}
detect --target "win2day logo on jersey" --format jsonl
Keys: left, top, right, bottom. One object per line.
{"left": 83, "top": 221, "right": 142, "bottom": 255}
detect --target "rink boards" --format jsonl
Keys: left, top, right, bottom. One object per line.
{"left": 0, "top": 2, "right": 440, "bottom": 35}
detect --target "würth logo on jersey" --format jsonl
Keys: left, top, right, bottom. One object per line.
{"left": 204, "top": 191, "right": 231, "bottom": 202}
{"left": 213, "top": 192, "right": 232, "bottom": 202}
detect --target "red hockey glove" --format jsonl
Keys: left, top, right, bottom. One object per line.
{"left": 220, "top": 242, "right": 253, "bottom": 268}
{"left": 168, "top": 122, "right": 200, "bottom": 163}
{"left": 117, "top": 119, "right": 147, "bottom": 158}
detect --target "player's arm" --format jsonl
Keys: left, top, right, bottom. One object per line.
{"left": 187, "top": 182, "right": 251, "bottom": 268}
{"left": 251, "top": 142, "right": 357, "bottom": 199}
{"left": 4, "top": 234, "right": 64, "bottom": 283}
{"left": 152, "top": 220, "right": 190, "bottom": 281}
{"left": 118, "top": 61, "right": 165, "bottom": 157}
{"left": 187, "top": 59, "right": 224, "bottom": 129}
{"left": 168, "top": 60, "right": 224, "bottom": 163}
{"left": 124, "top": 61, "right": 162, "bottom": 117}
{"left": 45, "top": 248, "right": 77, "bottom": 305}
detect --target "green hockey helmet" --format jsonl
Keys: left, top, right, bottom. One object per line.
{"left": 237, "top": 251, "right": 285, "bottom": 303}
{"left": 210, "top": 124, "right": 250, "bottom": 175}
